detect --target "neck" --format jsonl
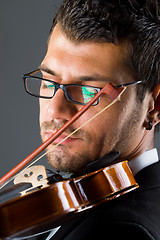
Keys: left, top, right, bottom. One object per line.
{"left": 117, "top": 130, "right": 154, "bottom": 163}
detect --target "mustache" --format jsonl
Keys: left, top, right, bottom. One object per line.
{"left": 40, "top": 120, "right": 87, "bottom": 138}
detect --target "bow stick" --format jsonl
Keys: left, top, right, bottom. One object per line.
{"left": 0, "top": 83, "right": 126, "bottom": 187}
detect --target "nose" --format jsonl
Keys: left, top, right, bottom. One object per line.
{"left": 46, "top": 88, "right": 77, "bottom": 123}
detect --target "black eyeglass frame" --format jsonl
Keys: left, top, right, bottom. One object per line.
{"left": 22, "top": 69, "right": 142, "bottom": 106}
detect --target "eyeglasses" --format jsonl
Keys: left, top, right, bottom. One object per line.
{"left": 22, "top": 69, "right": 142, "bottom": 106}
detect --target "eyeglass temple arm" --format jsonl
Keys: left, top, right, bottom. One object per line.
{"left": 0, "top": 83, "right": 125, "bottom": 187}
{"left": 116, "top": 80, "right": 142, "bottom": 88}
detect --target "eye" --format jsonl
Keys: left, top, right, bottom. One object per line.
{"left": 40, "top": 80, "right": 56, "bottom": 98}
{"left": 42, "top": 81, "right": 54, "bottom": 89}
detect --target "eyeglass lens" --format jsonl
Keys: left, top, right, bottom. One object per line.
{"left": 25, "top": 76, "right": 99, "bottom": 105}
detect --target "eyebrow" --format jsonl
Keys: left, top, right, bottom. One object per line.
{"left": 39, "top": 64, "right": 111, "bottom": 83}
{"left": 39, "top": 64, "right": 59, "bottom": 77}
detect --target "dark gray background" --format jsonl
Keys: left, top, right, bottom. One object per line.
{"left": 0, "top": 0, "right": 63, "bottom": 178}
{"left": 0, "top": 0, "right": 159, "bottom": 178}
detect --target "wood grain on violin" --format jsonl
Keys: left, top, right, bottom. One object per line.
{"left": 0, "top": 161, "right": 138, "bottom": 239}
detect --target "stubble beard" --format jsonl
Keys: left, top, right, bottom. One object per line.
{"left": 40, "top": 121, "right": 93, "bottom": 173}
{"left": 46, "top": 145, "right": 94, "bottom": 173}
{"left": 40, "top": 99, "right": 143, "bottom": 173}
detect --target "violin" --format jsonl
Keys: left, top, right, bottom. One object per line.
{"left": 0, "top": 83, "right": 139, "bottom": 239}
{"left": 0, "top": 161, "right": 138, "bottom": 239}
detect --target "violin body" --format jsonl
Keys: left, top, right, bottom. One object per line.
{"left": 0, "top": 161, "right": 138, "bottom": 239}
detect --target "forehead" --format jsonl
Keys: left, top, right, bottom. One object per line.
{"left": 42, "top": 25, "right": 133, "bottom": 84}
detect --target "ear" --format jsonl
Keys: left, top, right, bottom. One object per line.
{"left": 148, "top": 84, "right": 160, "bottom": 127}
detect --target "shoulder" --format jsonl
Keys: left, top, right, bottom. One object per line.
{"left": 58, "top": 162, "right": 160, "bottom": 240}
{"left": 65, "top": 186, "right": 159, "bottom": 240}
{"left": 39, "top": 162, "right": 160, "bottom": 240}
{"left": 87, "top": 161, "right": 160, "bottom": 239}
{"left": 80, "top": 220, "right": 156, "bottom": 240}
{"left": 54, "top": 202, "right": 157, "bottom": 240}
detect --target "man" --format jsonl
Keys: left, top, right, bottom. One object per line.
{"left": 24, "top": 0, "right": 160, "bottom": 239}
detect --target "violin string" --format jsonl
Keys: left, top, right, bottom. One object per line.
{"left": 0, "top": 88, "right": 125, "bottom": 190}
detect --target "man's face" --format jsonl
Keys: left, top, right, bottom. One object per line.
{"left": 39, "top": 25, "right": 147, "bottom": 173}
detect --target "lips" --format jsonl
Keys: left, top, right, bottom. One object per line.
{"left": 44, "top": 131, "right": 80, "bottom": 145}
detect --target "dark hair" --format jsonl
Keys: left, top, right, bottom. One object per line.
{"left": 50, "top": 0, "right": 160, "bottom": 125}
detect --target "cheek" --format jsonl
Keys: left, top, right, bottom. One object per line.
{"left": 81, "top": 115, "right": 119, "bottom": 159}
{"left": 80, "top": 107, "right": 120, "bottom": 145}
{"left": 39, "top": 100, "right": 48, "bottom": 125}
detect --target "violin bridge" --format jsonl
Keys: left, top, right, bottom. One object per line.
{"left": 14, "top": 165, "right": 49, "bottom": 196}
